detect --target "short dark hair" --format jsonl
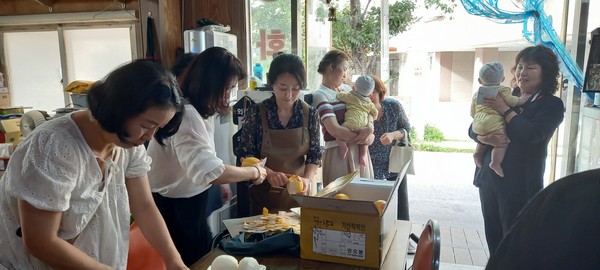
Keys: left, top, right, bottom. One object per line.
{"left": 267, "top": 53, "right": 307, "bottom": 89}
{"left": 317, "top": 49, "right": 350, "bottom": 75}
{"left": 514, "top": 45, "right": 560, "bottom": 95}
{"left": 87, "top": 59, "right": 184, "bottom": 146}
{"left": 171, "top": 53, "right": 198, "bottom": 77}
{"left": 180, "top": 47, "right": 247, "bottom": 118}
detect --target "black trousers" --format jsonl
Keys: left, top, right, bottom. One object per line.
{"left": 477, "top": 176, "right": 528, "bottom": 254}
{"left": 152, "top": 192, "right": 211, "bottom": 266}
{"left": 388, "top": 175, "right": 410, "bottom": 221}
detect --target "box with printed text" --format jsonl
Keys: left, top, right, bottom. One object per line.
{"left": 292, "top": 165, "right": 409, "bottom": 268}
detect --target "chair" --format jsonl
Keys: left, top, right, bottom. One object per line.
{"left": 410, "top": 219, "right": 441, "bottom": 270}
{"left": 126, "top": 222, "right": 167, "bottom": 270}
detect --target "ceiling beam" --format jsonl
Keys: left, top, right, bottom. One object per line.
{"left": 34, "top": 0, "right": 53, "bottom": 12}
{"left": 34, "top": 0, "right": 53, "bottom": 8}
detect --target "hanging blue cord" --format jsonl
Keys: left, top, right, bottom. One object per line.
{"left": 461, "top": 0, "right": 591, "bottom": 99}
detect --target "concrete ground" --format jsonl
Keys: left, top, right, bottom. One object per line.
{"left": 407, "top": 150, "right": 485, "bottom": 231}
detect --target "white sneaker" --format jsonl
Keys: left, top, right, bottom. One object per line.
{"left": 407, "top": 239, "right": 417, "bottom": 254}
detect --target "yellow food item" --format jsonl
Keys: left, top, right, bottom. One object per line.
{"left": 242, "top": 157, "right": 261, "bottom": 167}
{"left": 64, "top": 80, "right": 95, "bottom": 94}
{"left": 287, "top": 175, "right": 304, "bottom": 194}
{"left": 334, "top": 193, "right": 350, "bottom": 200}
{"left": 375, "top": 200, "right": 387, "bottom": 216}
{"left": 262, "top": 207, "right": 269, "bottom": 217}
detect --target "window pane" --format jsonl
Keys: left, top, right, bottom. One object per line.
{"left": 306, "top": 0, "right": 332, "bottom": 90}
{"left": 64, "top": 27, "right": 133, "bottom": 82}
{"left": 4, "top": 31, "right": 64, "bottom": 112}
{"left": 250, "top": 0, "right": 293, "bottom": 83}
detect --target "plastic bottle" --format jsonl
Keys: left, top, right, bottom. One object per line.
{"left": 253, "top": 63, "right": 263, "bottom": 81}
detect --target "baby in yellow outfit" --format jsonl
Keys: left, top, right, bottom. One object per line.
{"left": 337, "top": 75, "right": 378, "bottom": 166}
{"left": 471, "top": 62, "right": 529, "bottom": 177}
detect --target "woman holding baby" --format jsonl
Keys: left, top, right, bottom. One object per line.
{"left": 312, "top": 50, "right": 375, "bottom": 185}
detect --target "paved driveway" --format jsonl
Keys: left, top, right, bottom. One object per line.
{"left": 407, "top": 151, "right": 485, "bottom": 231}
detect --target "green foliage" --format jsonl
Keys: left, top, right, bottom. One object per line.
{"left": 415, "top": 143, "right": 475, "bottom": 153}
{"left": 423, "top": 124, "right": 445, "bottom": 142}
{"left": 409, "top": 126, "right": 418, "bottom": 142}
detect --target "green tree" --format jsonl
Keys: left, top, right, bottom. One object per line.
{"left": 331, "top": 0, "right": 456, "bottom": 75}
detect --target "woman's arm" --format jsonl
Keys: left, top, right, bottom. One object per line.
{"left": 211, "top": 164, "right": 266, "bottom": 185}
{"left": 313, "top": 91, "right": 358, "bottom": 142}
{"left": 127, "top": 176, "right": 188, "bottom": 270}
{"left": 306, "top": 107, "right": 324, "bottom": 164}
{"left": 18, "top": 201, "right": 112, "bottom": 270}
{"left": 349, "top": 114, "right": 375, "bottom": 145}
{"left": 379, "top": 99, "right": 410, "bottom": 145}
{"left": 321, "top": 116, "right": 357, "bottom": 142}
{"left": 469, "top": 123, "right": 509, "bottom": 147}
{"left": 506, "top": 96, "right": 564, "bottom": 144}
{"left": 380, "top": 130, "right": 404, "bottom": 145}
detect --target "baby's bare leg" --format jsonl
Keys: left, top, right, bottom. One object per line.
{"left": 489, "top": 130, "right": 508, "bottom": 177}
{"left": 337, "top": 139, "right": 348, "bottom": 159}
{"left": 358, "top": 144, "right": 368, "bottom": 167}
{"left": 473, "top": 143, "right": 487, "bottom": 168}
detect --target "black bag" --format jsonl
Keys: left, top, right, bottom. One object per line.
{"left": 221, "top": 229, "right": 300, "bottom": 257}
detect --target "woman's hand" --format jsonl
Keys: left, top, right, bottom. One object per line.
{"left": 483, "top": 95, "right": 510, "bottom": 114}
{"left": 220, "top": 184, "right": 232, "bottom": 203}
{"left": 298, "top": 176, "right": 311, "bottom": 195}
{"left": 478, "top": 130, "right": 509, "bottom": 148}
{"left": 379, "top": 132, "right": 395, "bottom": 145}
{"left": 349, "top": 125, "right": 374, "bottom": 144}
{"left": 266, "top": 171, "right": 289, "bottom": 187}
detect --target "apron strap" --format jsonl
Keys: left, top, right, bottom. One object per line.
{"left": 258, "top": 102, "right": 271, "bottom": 147}
{"left": 301, "top": 101, "right": 309, "bottom": 145}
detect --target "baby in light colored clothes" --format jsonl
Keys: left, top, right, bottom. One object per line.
{"left": 471, "top": 62, "right": 530, "bottom": 177}
{"left": 337, "top": 75, "right": 378, "bottom": 166}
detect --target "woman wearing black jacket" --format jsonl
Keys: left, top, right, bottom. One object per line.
{"left": 469, "top": 45, "right": 564, "bottom": 254}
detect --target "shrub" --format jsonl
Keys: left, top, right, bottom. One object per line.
{"left": 423, "top": 124, "right": 444, "bottom": 142}
{"left": 416, "top": 143, "right": 474, "bottom": 153}
{"left": 409, "top": 126, "right": 418, "bottom": 142}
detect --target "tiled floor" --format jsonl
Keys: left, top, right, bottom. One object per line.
{"left": 409, "top": 222, "right": 489, "bottom": 268}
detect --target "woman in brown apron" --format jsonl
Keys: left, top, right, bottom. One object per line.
{"left": 236, "top": 54, "right": 323, "bottom": 215}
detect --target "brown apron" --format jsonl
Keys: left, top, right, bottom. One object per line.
{"left": 249, "top": 101, "right": 310, "bottom": 215}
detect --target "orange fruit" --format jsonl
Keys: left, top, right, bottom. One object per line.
{"left": 242, "top": 157, "right": 261, "bottom": 167}
{"left": 334, "top": 193, "right": 350, "bottom": 200}
{"left": 375, "top": 200, "right": 387, "bottom": 216}
{"left": 287, "top": 175, "right": 304, "bottom": 194}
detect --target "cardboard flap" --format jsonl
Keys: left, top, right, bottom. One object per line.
{"left": 314, "top": 171, "right": 359, "bottom": 197}
{"left": 291, "top": 195, "right": 380, "bottom": 215}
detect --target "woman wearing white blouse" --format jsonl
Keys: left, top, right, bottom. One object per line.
{"left": 147, "top": 47, "right": 267, "bottom": 266}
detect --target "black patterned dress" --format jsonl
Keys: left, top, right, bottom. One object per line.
{"left": 369, "top": 98, "right": 411, "bottom": 180}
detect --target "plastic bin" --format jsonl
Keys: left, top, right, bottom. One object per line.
{"left": 71, "top": 94, "right": 88, "bottom": 108}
